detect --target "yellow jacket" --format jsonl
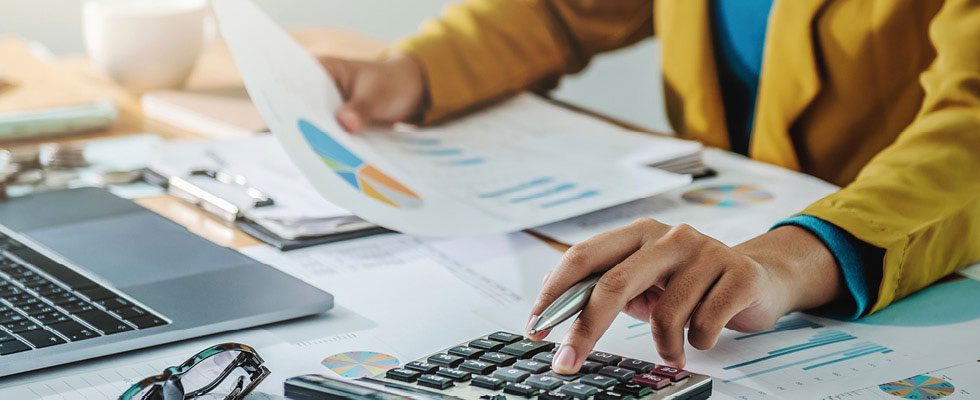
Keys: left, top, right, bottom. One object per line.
{"left": 394, "top": 0, "right": 980, "bottom": 315}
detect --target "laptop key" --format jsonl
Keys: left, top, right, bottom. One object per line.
{"left": 0, "top": 330, "right": 15, "bottom": 342}
{"left": 62, "top": 301, "right": 96, "bottom": 314}
{"left": 9, "top": 248, "right": 97, "bottom": 290}
{"left": 94, "top": 297, "right": 132, "bottom": 310}
{"left": 6, "top": 293, "right": 40, "bottom": 307}
{"left": 0, "top": 310, "right": 26, "bottom": 324}
{"left": 18, "top": 303, "right": 56, "bottom": 316}
{"left": 75, "top": 310, "right": 133, "bottom": 334}
{"left": 18, "top": 329, "right": 66, "bottom": 348}
{"left": 35, "top": 311, "right": 71, "bottom": 325}
{"left": 78, "top": 287, "right": 116, "bottom": 302}
{"left": 31, "top": 283, "right": 66, "bottom": 297}
{"left": 128, "top": 315, "right": 166, "bottom": 329}
{"left": 0, "top": 339, "right": 30, "bottom": 355}
{"left": 0, "top": 286, "right": 25, "bottom": 298}
{"left": 4, "top": 320, "right": 40, "bottom": 333}
{"left": 45, "top": 292, "right": 82, "bottom": 305}
{"left": 112, "top": 306, "right": 148, "bottom": 320}
{"left": 49, "top": 321, "right": 99, "bottom": 341}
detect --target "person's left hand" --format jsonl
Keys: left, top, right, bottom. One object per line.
{"left": 527, "top": 218, "right": 843, "bottom": 373}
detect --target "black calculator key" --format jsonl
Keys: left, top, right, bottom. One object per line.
{"left": 459, "top": 360, "right": 496, "bottom": 375}
{"left": 581, "top": 374, "right": 618, "bottom": 389}
{"left": 129, "top": 315, "right": 167, "bottom": 329}
{"left": 448, "top": 345, "right": 485, "bottom": 359}
{"left": 385, "top": 368, "right": 421, "bottom": 382}
{"left": 598, "top": 366, "right": 635, "bottom": 382}
{"left": 494, "top": 367, "right": 531, "bottom": 383}
{"left": 545, "top": 371, "right": 582, "bottom": 381}
{"left": 49, "top": 321, "right": 99, "bottom": 341}
{"left": 503, "top": 382, "right": 539, "bottom": 398}
{"left": 633, "top": 373, "right": 671, "bottom": 390}
{"left": 613, "top": 383, "right": 652, "bottom": 397}
{"left": 650, "top": 365, "right": 689, "bottom": 381}
{"left": 539, "top": 390, "right": 573, "bottom": 400}
{"left": 596, "top": 390, "right": 634, "bottom": 400}
{"left": 112, "top": 306, "right": 149, "bottom": 320}
{"left": 525, "top": 374, "right": 564, "bottom": 391}
{"left": 34, "top": 311, "right": 71, "bottom": 325}
{"left": 617, "top": 359, "right": 656, "bottom": 373}
{"left": 436, "top": 368, "right": 472, "bottom": 381}
{"left": 559, "top": 382, "right": 599, "bottom": 398}
{"left": 488, "top": 331, "right": 523, "bottom": 344}
{"left": 94, "top": 297, "right": 132, "bottom": 310}
{"left": 513, "top": 359, "right": 550, "bottom": 374}
{"left": 428, "top": 353, "right": 464, "bottom": 368}
{"left": 586, "top": 352, "right": 622, "bottom": 366}
{"left": 501, "top": 340, "right": 556, "bottom": 358}
{"left": 75, "top": 310, "right": 133, "bottom": 334}
{"left": 0, "top": 339, "right": 30, "bottom": 355}
{"left": 470, "top": 339, "right": 506, "bottom": 351}
{"left": 406, "top": 361, "right": 440, "bottom": 374}
{"left": 417, "top": 374, "right": 454, "bottom": 390}
{"left": 480, "top": 352, "right": 517, "bottom": 366}
{"left": 471, "top": 375, "right": 505, "bottom": 390}
{"left": 580, "top": 360, "right": 604, "bottom": 374}
{"left": 532, "top": 352, "right": 555, "bottom": 364}
{"left": 78, "top": 287, "right": 116, "bottom": 302}
{"left": 4, "top": 320, "right": 40, "bottom": 333}
{"left": 18, "top": 329, "right": 66, "bottom": 348}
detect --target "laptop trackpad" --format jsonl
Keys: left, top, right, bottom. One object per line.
{"left": 25, "top": 210, "right": 255, "bottom": 288}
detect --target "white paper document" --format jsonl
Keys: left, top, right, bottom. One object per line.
{"left": 213, "top": 0, "right": 694, "bottom": 237}
{"left": 535, "top": 148, "right": 840, "bottom": 246}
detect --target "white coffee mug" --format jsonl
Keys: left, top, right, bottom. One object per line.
{"left": 83, "top": 0, "right": 213, "bottom": 91}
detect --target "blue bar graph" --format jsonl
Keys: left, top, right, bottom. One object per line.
{"left": 479, "top": 177, "right": 553, "bottom": 198}
{"left": 725, "top": 341, "right": 889, "bottom": 382}
{"left": 723, "top": 330, "right": 856, "bottom": 370}
{"left": 541, "top": 190, "right": 600, "bottom": 208}
{"left": 446, "top": 157, "right": 486, "bottom": 166}
{"left": 415, "top": 148, "right": 463, "bottom": 156}
{"left": 735, "top": 317, "right": 823, "bottom": 340}
{"left": 510, "top": 184, "right": 576, "bottom": 203}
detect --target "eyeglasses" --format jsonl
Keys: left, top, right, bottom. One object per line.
{"left": 119, "top": 343, "right": 270, "bottom": 400}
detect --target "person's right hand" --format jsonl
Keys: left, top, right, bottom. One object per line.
{"left": 319, "top": 52, "right": 427, "bottom": 133}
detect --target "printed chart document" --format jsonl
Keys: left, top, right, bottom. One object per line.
{"left": 535, "top": 149, "right": 840, "bottom": 246}
{"left": 213, "top": 0, "right": 694, "bottom": 237}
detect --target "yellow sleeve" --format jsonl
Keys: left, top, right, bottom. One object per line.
{"left": 801, "top": 0, "right": 980, "bottom": 314}
{"left": 392, "top": 0, "right": 653, "bottom": 122}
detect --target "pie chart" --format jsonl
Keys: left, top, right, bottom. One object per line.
{"left": 879, "top": 375, "right": 955, "bottom": 399}
{"left": 681, "top": 184, "right": 773, "bottom": 207}
{"left": 299, "top": 119, "right": 422, "bottom": 209}
{"left": 321, "top": 351, "right": 400, "bottom": 379}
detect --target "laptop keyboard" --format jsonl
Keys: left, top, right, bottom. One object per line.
{"left": 0, "top": 234, "right": 168, "bottom": 355}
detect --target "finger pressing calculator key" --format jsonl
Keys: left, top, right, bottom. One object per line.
{"left": 364, "top": 331, "right": 712, "bottom": 400}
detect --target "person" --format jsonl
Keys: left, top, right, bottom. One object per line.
{"left": 319, "top": 0, "right": 980, "bottom": 374}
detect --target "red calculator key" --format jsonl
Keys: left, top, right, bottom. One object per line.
{"left": 632, "top": 373, "right": 671, "bottom": 390}
{"left": 651, "top": 365, "right": 689, "bottom": 381}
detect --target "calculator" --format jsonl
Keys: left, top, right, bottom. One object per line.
{"left": 285, "top": 331, "right": 712, "bottom": 400}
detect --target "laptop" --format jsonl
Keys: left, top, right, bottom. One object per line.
{"left": 0, "top": 187, "right": 333, "bottom": 377}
